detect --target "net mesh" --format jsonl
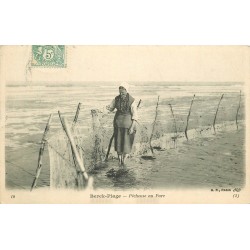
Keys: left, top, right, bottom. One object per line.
{"left": 47, "top": 93, "right": 244, "bottom": 188}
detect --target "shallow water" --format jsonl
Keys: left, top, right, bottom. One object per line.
{"left": 5, "top": 82, "right": 245, "bottom": 190}
{"left": 91, "top": 129, "right": 245, "bottom": 190}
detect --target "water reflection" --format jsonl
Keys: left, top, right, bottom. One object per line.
{"left": 91, "top": 158, "right": 155, "bottom": 190}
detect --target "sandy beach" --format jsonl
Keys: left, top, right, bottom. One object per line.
{"left": 5, "top": 127, "right": 245, "bottom": 190}
{"left": 87, "top": 127, "right": 245, "bottom": 190}
{"left": 147, "top": 128, "right": 245, "bottom": 189}
{"left": 5, "top": 82, "right": 245, "bottom": 190}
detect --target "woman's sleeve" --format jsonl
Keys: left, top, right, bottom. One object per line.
{"left": 106, "top": 99, "right": 116, "bottom": 111}
{"left": 131, "top": 100, "right": 138, "bottom": 121}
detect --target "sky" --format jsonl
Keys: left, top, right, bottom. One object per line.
{"left": 1, "top": 46, "right": 248, "bottom": 84}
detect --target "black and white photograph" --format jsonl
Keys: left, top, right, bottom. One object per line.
{"left": 1, "top": 46, "right": 249, "bottom": 203}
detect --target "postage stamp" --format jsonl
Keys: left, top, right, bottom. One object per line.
{"left": 31, "top": 45, "right": 66, "bottom": 67}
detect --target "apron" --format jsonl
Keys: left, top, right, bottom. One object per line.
{"left": 113, "top": 94, "right": 135, "bottom": 129}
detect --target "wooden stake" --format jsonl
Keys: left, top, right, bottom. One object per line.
{"left": 60, "top": 116, "right": 89, "bottom": 181}
{"left": 72, "top": 102, "right": 81, "bottom": 129}
{"left": 137, "top": 99, "right": 141, "bottom": 109}
{"left": 213, "top": 94, "right": 224, "bottom": 134}
{"left": 236, "top": 91, "right": 241, "bottom": 130}
{"left": 59, "top": 111, "right": 85, "bottom": 173}
{"left": 91, "top": 109, "right": 104, "bottom": 164}
{"left": 168, "top": 104, "right": 178, "bottom": 136}
{"left": 149, "top": 96, "right": 160, "bottom": 155}
{"left": 185, "top": 94, "right": 195, "bottom": 140}
{"left": 58, "top": 110, "right": 79, "bottom": 165}
{"left": 61, "top": 103, "right": 82, "bottom": 157}
{"left": 72, "top": 103, "right": 84, "bottom": 162}
{"left": 30, "top": 114, "right": 53, "bottom": 191}
{"left": 58, "top": 111, "right": 66, "bottom": 131}
{"left": 169, "top": 104, "right": 178, "bottom": 148}
{"left": 105, "top": 134, "right": 114, "bottom": 161}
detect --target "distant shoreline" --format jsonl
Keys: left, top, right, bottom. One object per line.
{"left": 6, "top": 81, "right": 244, "bottom": 87}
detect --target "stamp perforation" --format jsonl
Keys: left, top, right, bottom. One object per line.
{"left": 31, "top": 45, "right": 67, "bottom": 68}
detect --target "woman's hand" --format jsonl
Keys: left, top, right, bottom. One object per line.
{"left": 128, "top": 126, "right": 134, "bottom": 135}
{"left": 128, "top": 120, "right": 136, "bottom": 134}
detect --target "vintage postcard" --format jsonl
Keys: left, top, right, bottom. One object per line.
{"left": 0, "top": 46, "right": 249, "bottom": 203}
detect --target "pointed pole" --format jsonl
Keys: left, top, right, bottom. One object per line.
{"left": 71, "top": 103, "right": 83, "bottom": 161}
{"left": 185, "top": 94, "right": 195, "bottom": 140}
{"left": 213, "top": 94, "right": 224, "bottom": 134}
{"left": 169, "top": 103, "right": 178, "bottom": 148}
{"left": 168, "top": 104, "right": 178, "bottom": 136}
{"left": 31, "top": 114, "right": 53, "bottom": 191}
{"left": 105, "top": 134, "right": 114, "bottom": 161}
{"left": 236, "top": 91, "right": 241, "bottom": 130}
{"left": 58, "top": 111, "right": 79, "bottom": 174}
{"left": 59, "top": 115, "right": 89, "bottom": 182}
{"left": 61, "top": 103, "right": 82, "bottom": 157}
{"left": 72, "top": 103, "right": 82, "bottom": 130}
{"left": 149, "top": 96, "right": 160, "bottom": 155}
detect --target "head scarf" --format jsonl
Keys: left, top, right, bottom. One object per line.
{"left": 119, "top": 82, "right": 130, "bottom": 92}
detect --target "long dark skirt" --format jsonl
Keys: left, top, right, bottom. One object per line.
{"left": 114, "top": 127, "right": 135, "bottom": 154}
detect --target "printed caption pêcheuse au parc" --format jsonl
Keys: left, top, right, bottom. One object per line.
{"left": 90, "top": 194, "right": 166, "bottom": 199}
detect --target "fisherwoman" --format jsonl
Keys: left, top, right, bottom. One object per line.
{"left": 106, "top": 83, "right": 138, "bottom": 166}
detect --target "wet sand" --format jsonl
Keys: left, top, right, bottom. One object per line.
{"left": 147, "top": 128, "right": 245, "bottom": 189}
{"left": 5, "top": 128, "right": 245, "bottom": 191}
{"left": 92, "top": 128, "right": 245, "bottom": 190}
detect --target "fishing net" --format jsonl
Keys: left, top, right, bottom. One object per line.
{"left": 47, "top": 111, "right": 94, "bottom": 189}
{"left": 47, "top": 129, "right": 84, "bottom": 189}
{"left": 47, "top": 92, "right": 244, "bottom": 188}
